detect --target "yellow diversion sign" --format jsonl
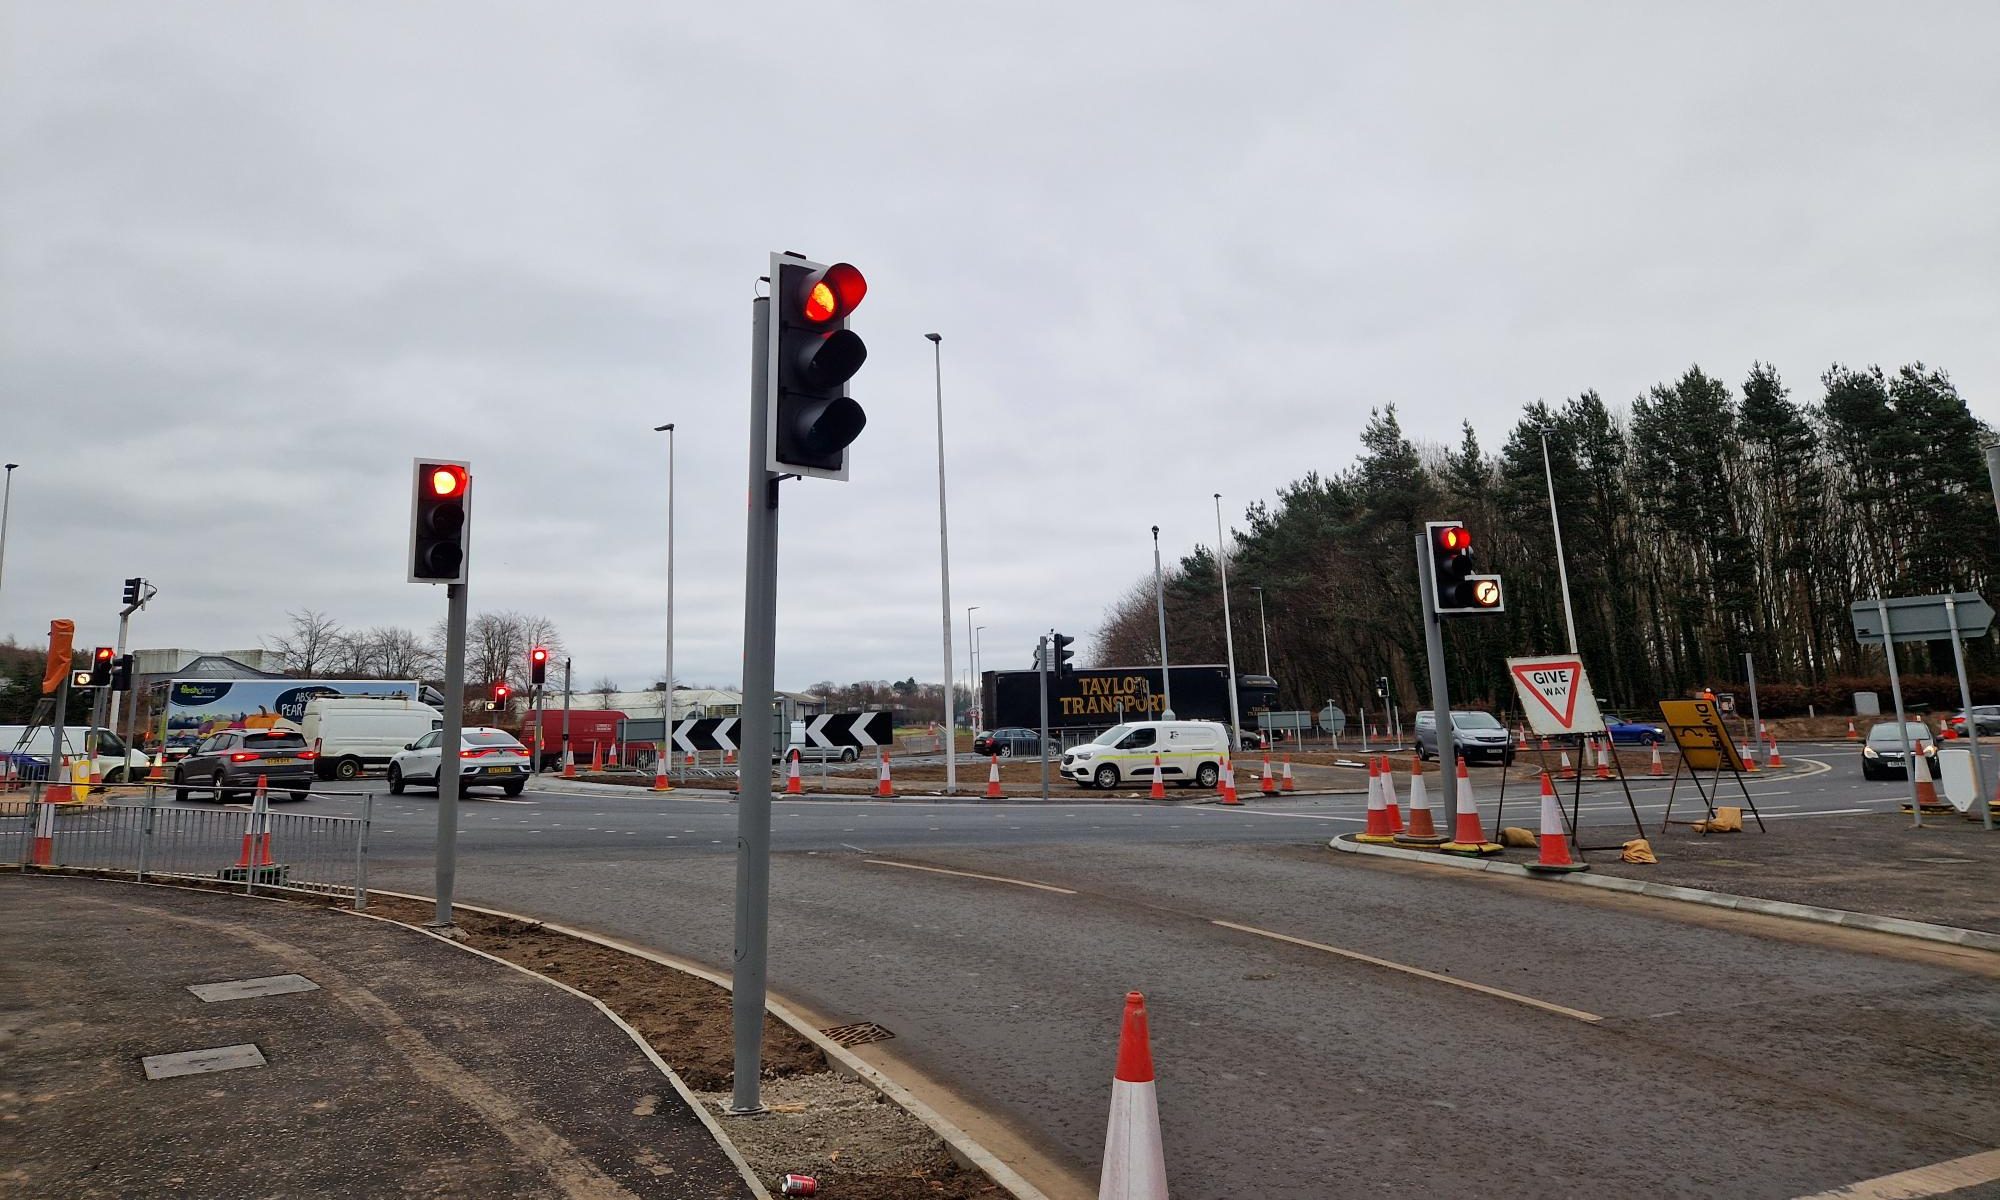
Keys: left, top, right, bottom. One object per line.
{"left": 1658, "top": 699, "right": 1747, "bottom": 772}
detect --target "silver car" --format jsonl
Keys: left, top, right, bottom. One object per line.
{"left": 1415, "top": 710, "right": 1514, "bottom": 764}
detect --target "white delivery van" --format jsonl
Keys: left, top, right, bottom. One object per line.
{"left": 1060, "top": 720, "right": 1229, "bottom": 790}
{"left": 0, "top": 725, "right": 151, "bottom": 783}
{"left": 301, "top": 696, "right": 443, "bottom": 780}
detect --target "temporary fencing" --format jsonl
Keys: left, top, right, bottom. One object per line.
{"left": 2, "top": 783, "right": 373, "bottom": 905}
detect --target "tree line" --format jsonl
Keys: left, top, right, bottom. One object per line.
{"left": 1092, "top": 361, "right": 1998, "bottom": 719}
{"left": 266, "top": 607, "right": 564, "bottom": 695}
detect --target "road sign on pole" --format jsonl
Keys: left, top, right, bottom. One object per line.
{"left": 1849, "top": 593, "right": 1994, "bottom": 643}
{"left": 1506, "top": 655, "right": 1607, "bottom": 737}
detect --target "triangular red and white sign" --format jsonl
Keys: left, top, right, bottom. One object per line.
{"left": 1507, "top": 656, "right": 1605, "bottom": 735}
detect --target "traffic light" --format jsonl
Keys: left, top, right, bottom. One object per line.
{"left": 122, "top": 577, "right": 143, "bottom": 607}
{"left": 89, "top": 646, "right": 115, "bottom": 687}
{"left": 1052, "top": 633, "right": 1075, "bottom": 677}
{"left": 529, "top": 646, "right": 548, "bottom": 686}
{"left": 767, "top": 252, "right": 868, "bottom": 479}
{"left": 109, "top": 654, "right": 134, "bottom": 692}
{"left": 409, "top": 459, "right": 471, "bottom": 584}
{"left": 1376, "top": 676, "right": 1390, "bottom": 699}
{"left": 1426, "top": 521, "right": 1505, "bottom": 616}
{"left": 1033, "top": 642, "right": 1047, "bottom": 671}
{"left": 492, "top": 682, "right": 511, "bottom": 707}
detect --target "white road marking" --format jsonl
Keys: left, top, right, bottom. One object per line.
{"left": 1790, "top": 1148, "right": 2000, "bottom": 1199}
{"left": 862, "top": 858, "right": 1077, "bottom": 895}
{"left": 1211, "top": 919, "right": 1602, "bottom": 1023}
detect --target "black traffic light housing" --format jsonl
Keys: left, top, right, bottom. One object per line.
{"left": 409, "top": 459, "right": 471, "bottom": 584}
{"left": 767, "top": 252, "right": 868, "bottom": 480}
{"left": 109, "top": 654, "right": 134, "bottom": 692}
{"left": 1052, "top": 633, "right": 1076, "bottom": 677}
{"left": 492, "top": 682, "right": 511, "bottom": 708}
{"left": 529, "top": 646, "right": 548, "bottom": 686}
{"left": 122, "top": 577, "right": 143, "bottom": 607}
{"left": 1426, "top": 521, "right": 1505, "bottom": 616}
{"left": 89, "top": 646, "right": 115, "bottom": 687}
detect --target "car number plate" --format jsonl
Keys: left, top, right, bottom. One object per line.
{"left": 264, "top": 757, "right": 297, "bottom": 765}
{"left": 484, "top": 765, "right": 514, "bottom": 774}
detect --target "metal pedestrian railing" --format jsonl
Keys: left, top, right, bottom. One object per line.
{"left": 0, "top": 782, "right": 372, "bottom": 906}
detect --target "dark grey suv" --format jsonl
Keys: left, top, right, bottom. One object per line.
{"left": 1415, "top": 710, "right": 1514, "bottom": 764}
{"left": 175, "top": 730, "right": 315, "bottom": 802}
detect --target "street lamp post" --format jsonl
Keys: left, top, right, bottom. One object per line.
{"left": 973, "top": 625, "right": 986, "bottom": 726}
{"left": 964, "top": 604, "right": 980, "bottom": 743}
{"left": 1152, "top": 525, "right": 1174, "bottom": 719}
{"left": 1250, "top": 585, "right": 1271, "bottom": 677}
{"left": 926, "top": 333, "right": 957, "bottom": 793}
{"left": 1539, "top": 428, "right": 1580, "bottom": 655}
{"left": 1214, "top": 494, "right": 1243, "bottom": 750}
{"left": 0, "top": 463, "right": 17, "bottom": 603}
{"left": 654, "top": 423, "right": 676, "bottom": 782}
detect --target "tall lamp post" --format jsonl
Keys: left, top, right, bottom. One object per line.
{"left": 1539, "top": 427, "right": 1579, "bottom": 655}
{"left": 654, "top": 423, "right": 676, "bottom": 781}
{"left": 1214, "top": 494, "right": 1243, "bottom": 750}
{"left": 964, "top": 604, "right": 980, "bottom": 740}
{"left": 1249, "top": 585, "right": 1271, "bottom": 677}
{"left": 973, "top": 624, "right": 986, "bottom": 726}
{"left": 926, "top": 332, "right": 957, "bottom": 793}
{"left": 1152, "top": 524, "right": 1174, "bottom": 719}
{"left": 0, "top": 463, "right": 17, "bottom": 603}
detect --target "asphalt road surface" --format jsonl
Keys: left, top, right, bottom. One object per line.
{"left": 146, "top": 749, "right": 2000, "bottom": 1197}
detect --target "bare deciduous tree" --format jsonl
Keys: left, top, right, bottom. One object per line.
{"left": 266, "top": 609, "right": 345, "bottom": 676}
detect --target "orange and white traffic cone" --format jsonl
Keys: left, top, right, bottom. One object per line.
{"left": 1648, "top": 742, "right": 1666, "bottom": 777}
{"left": 1557, "top": 747, "right": 1576, "bottom": 781}
{"left": 724, "top": 748, "right": 736, "bottom": 766}
{"left": 1098, "top": 991, "right": 1168, "bottom": 1200}
{"left": 30, "top": 795, "right": 56, "bottom": 865}
{"left": 1524, "top": 771, "right": 1585, "bottom": 873}
{"left": 1441, "top": 756, "right": 1501, "bottom": 857}
{"left": 876, "top": 752, "right": 894, "bottom": 798}
{"left": 1741, "top": 736, "right": 1759, "bottom": 772}
{"left": 1379, "top": 755, "right": 1404, "bottom": 833}
{"left": 1846, "top": 719, "right": 1859, "bottom": 741}
{"left": 45, "top": 756, "right": 73, "bottom": 804}
{"left": 653, "top": 753, "right": 673, "bottom": 792}
{"left": 1218, "top": 755, "right": 1241, "bottom": 805}
{"left": 988, "top": 755, "right": 1006, "bottom": 800}
{"left": 785, "top": 750, "right": 803, "bottom": 795}
{"left": 1765, "top": 735, "right": 1785, "bottom": 768}
{"left": 1259, "top": 755, "right": 1277, "bottom": 796}
{"left": 1280, "top": 756, "right": 1296, "bottom": 793}
{"left": 684, "top": 750, "right": 696, "bottom": 769}
{"left": 1356, "top": 757, "right": 1395, "bottom": 843}
{"left": 254, "top": 777, "right": 274, "bottom": 866}
{"left": 561, "top": 747, "right": 576, "bottom": 778}
{"left": 607, "top": 743, "right": 619, "bottom": 768}
{"left": 1593, "top": 737, "right": 1613, "bottom": 780}
{"left": 590, "top": 740, "right": 603, "bottom": 772}
{"left": 236, "top": 780, "right": 262, "bottom": 867}
{"left": 147, "top": 752, "right": 166, "bottom": 781}
{"left": 1905, "top": 747, "right": 1949, "bottom": 813}
{"left": 1148, "top": 754, "right": 1165, "bottom": 801}
{"left": 1394, "top": 754, "right": 1446, "bottom": 848}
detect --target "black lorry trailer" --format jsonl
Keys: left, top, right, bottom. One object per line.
{"left": 982, "top": 665, "right": 1278, "bottom": 736}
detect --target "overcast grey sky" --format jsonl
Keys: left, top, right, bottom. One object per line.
{"left": 4, "top": 2, "right": 1996, "bottom": 692}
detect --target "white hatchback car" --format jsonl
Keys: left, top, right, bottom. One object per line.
{"left": 388, "top": 726, "right": 531, "bottom": 797}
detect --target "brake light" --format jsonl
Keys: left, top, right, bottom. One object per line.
{"left": 461, "top": 748, "right": 493, "bottom": 758}
{"left": 229, "top": 752, "right": 257, "bottom": 762}
{"left": 299, "top": 751, "right": 318, "bottom": 761}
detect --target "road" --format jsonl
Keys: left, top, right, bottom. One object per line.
{"left": 120, "top": 748, "right": 2000, "bottom": 1196}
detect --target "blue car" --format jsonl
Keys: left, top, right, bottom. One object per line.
{"left": 1599, "top": 713, "right": 1666, "bottom": 745}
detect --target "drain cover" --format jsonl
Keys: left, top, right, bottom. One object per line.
{"left": 821, "top": 1021, "right": 895, "bottom": 1047}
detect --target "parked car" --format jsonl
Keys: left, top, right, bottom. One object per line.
{"left": 1860, "top": 721, "right": 1938, "bottom": 780}
{"left": 302, "top": 696, "right": 442, "bottom": 780}
{"left": 1598, "top": 713, "right": 1667, "bottom": 746}
{"left": 973, "top": 727, "right": 1042, "bottom": 757}
{"left": 1947, "top": 705, "right": 2000, "bottom": 738}
{"left": 388, "top": 727, "right": 531, "bottom": 796}
{"left": 1062, "top": 720, "right": 1229, "bottom": 790}
{"left": 1414, "top": 710, "right": 1514, "bottom": 764}
{"left": 174, "top": 729, "right": 316, "bottom": 802}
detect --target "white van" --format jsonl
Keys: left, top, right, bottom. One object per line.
{"left": 0, "top": 725, "right": 151, "bottom": 783}
{"left": 1061, "top": 720, "right": 1229, "bottom": 790}
{"left": 301, "top": 697, "right": 442, "bottom": 780}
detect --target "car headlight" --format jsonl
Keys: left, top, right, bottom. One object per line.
{"left": 1862, "top": 747, "right": 1878, "bottom": 759}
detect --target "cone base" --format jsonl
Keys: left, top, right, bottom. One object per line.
{"left": 1354, "top": 832, "right": 1399, "bottom": 844}
{"left": 1900, "top": 803, "right": 1955, "bottom": 814}
{"left": 1440, "top": 840, "right": 1503, "bottom": 856}
{"left": 1524, "top": 860, "right": 1588, "bottom": 873}
{"left": 1391, "top": 833, "right": 1449, "bottom": 848}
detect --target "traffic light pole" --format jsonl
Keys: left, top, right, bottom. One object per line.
{"left": 432, "top": 579, "right": 468, "bottom": 928}
{"left": 1416, "top": 534, "right": 1458, "bottom": 815}
{"left": 732, "top": 294, "right": 778, "bottom": 1115}
{"left": 1037, "top": 635, "right": 1051, "bottom": 800}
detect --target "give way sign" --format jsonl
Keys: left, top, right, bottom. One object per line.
{"left": 1506, "top": 655, "right": 1607, "bottom": 736}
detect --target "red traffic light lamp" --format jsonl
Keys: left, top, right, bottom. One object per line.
{"left": 529, "top": 646, "right": 548, "bottom": 686}
{"left": 492, "top": 682, "right": 511, "bottom": 704}
{"left": 428, "top": 464, "right": 468, "bottom": 498}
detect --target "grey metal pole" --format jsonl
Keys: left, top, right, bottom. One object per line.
{"left": 656, "top": 422, "right": 676, "bottom": 781}
{"left": 1253, "top": 586, "right": 1271, "bottom": 678}
{"left": 432, "top": 579, "right": 468, "bottom": 926}
{"left": 965, "top": 605, "right": 980, "bottom": 742}
{"left": 1876, "top": 599, "right": 1922, "bottom": 828}
{"left": 1417, "top": 534, "right": 1457, "bottom": 814}
{"left": 1214, "top": 494, "right": 1243, "bottom": 751}
{"left": 973, "top": 624, "right": 986, "bottom": 728}
{"left": 1037, "top": 635, "right": 1050, "bottom": 800}
{"left": 1540, "top": 430, "right": 1580, "bottom": 655}
{"left": 355, "top": 790, "right": 374, "bottom": 909}
{"left": 0, "top": 464, "right": 16, "bottom": 602}
{"left": 1745, "top": 653, "right": 1762, "bottom": 756}
{"left": 561, "top": 658, "right": 572, "bottom": 770}
{"left": 731, "top": 294, "right": 778, "bottom": 1115}
{"left": 927, "top": 333, "right": 956, "bottom": 794}
{"left": 1152, "top": 525, "right": 1174, "bottom": 719}
{"left": 1945, "top": 597, "right": 1992, "bottom": 830}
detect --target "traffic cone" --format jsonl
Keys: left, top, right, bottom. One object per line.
{"left": 45, "top": 757, "right": 72, "bottom": 804}
{"left": 1394, "top": 754, "right": 1447, "bottom": 847}
{"left": 1648, "top": 742, "right": 1666, "bottom": 777}
{"left": 147, "top": 752, "right": 166, "bottom": 781}
{"left": 237, "top": 780, "right": 262, "bottom": 867}
{"left": 590, "top": 740, "right": 603, "bottom": 772}
{"left": 1524, "top": 772, "right": 1586, "bottom": 873}
{"left": 785, "top": 750, "right": 803, "bottom": 795}
{"left": 1846, "top": 719, "right": 1859, "bottom": 741}
{"left": 1380, "top": 756, "right": 1404, "bottom": 833}
{"left": 684, "top": 750, "right": 696, "bottom": 768}
{"left": 30, "top": 796, "right": 56, "bottom": 865}
{"left": 1766, "top": 735, "right": 1785, "bottom": 768}
{"left": 652, "top": 753, "right": 673, "bottom": 792}
{"left": 1219, "top": 756, "right": 1241, "bottom": 805}
{"left": 989, "top": 755, "right": 1006, "bottom": 800}
{"left": 1904, "top": 747, "right": 1949, "bottom": 813}
{"left": 876, "top": 752, "right": 894, "bottom": 798}
{"left": 1593, "top": 737, "right": 1613, "bottom": 780}
{"left": 1441, "top": 756, "right": 1502, "bottom": 857}
{"left": 1741, "top": 736, "right": 1759, "bottom": 772}
{"left": 1259, "top": 755, "right": 1277, "bottom": 796}
{"left": 607, "top": 742, "right": 619, "bottom": 767}
{"left": 1281, "top": 756, "right": 1295, "bottom": 793}
{"left": 1147, "top": 754, "right": 1165, "bottom": 801}
{"left": 1356, "top": 757, "right": 1395, "bottom": 843}
{"left": 561, "top": 748, "right": 576, "bottom": 779}
{"left": 254, "top": 777, "right": 274, "bottom": 866}
{"left": 724, "top": 748, "right": 736, "bottom": 765}
{"left": 1098, "top": 992, "right": 1168, "bottom": 1200}
{"left": 1557, "top": 748, "right": 1576, "bottom": 780}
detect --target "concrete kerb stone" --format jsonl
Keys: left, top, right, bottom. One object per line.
{"left": 365, "top": 888, "right": 1054, "bottom": 1200}
{"left": 1328, "top": 833, "right": 2000, "bottom": 954}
